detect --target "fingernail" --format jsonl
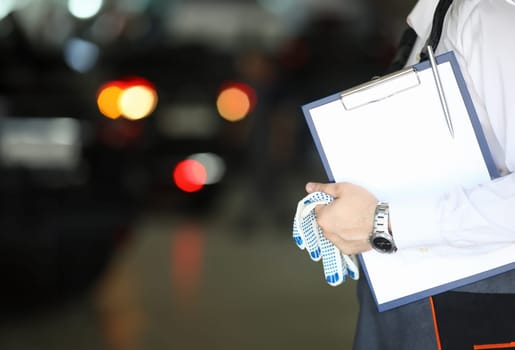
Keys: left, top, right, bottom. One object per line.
{"left": 306, "top": 182, "right": 314, "bottom": 192}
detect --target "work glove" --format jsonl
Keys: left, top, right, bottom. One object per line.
{"left": 293, "top": 191, "right": 359, "bottom": 286}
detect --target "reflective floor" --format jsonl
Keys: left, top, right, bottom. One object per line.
{"left": 0, "top": 174, "right": 359, "bottom": 350}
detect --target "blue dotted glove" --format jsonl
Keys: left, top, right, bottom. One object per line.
{"left": 293, "top": 192, "right": 359, "bottom": 286}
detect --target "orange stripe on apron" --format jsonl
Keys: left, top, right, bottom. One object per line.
{"left": 473, "top": 342, "right": 515, "bottom": 350}
{"left": 429, "top": 296, "right": 443, "bottom": 350}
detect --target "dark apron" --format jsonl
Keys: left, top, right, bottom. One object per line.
{"left": 353, "top": 269, "right": 515, "bottom": 350}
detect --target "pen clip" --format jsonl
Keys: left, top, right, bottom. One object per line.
{"left": 426, "top": 45, "right": 455, "bottom": 138}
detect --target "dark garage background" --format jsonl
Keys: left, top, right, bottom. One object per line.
{"left": 0, "top": 1, "right": 415, "bottom": 349}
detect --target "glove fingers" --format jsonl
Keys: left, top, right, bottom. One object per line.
{"left": 343, "top": 254, "right": 360, "bottom": 280}
{"left": 292, "top": 197, "right": 322, "bottom": 251}
{"left": 320, "top": 234, "right": 347, "bottom": 286}
{"left": 300, "top": 210, "right": 322, "bottom": 261}
{"left": 292, "top": 215, "right": 305, "bottom": 249}
{"left": 293, "top": 192, "right": 333, "bottom": 261}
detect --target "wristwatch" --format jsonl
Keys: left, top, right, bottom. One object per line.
{"left": 369, "top": 202, "right": 397, "bottom": 254}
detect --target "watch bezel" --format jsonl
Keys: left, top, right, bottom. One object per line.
{"left": 369, "top": 202, "right": 397, "bottom": 254}
{"left": 370, "top": 232, "right": 397, "bottom": 253}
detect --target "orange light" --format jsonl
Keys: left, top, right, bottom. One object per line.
{"left": 173, "top": 159, "right": 207, "bottom": 193}
{"left": 216, "top": 82, "right": 256, "bottom": 122}
{"left": 97, "top": 77, "right": 158, "bottom": 120}
{"left": 97, "top": 83, "right": 124, "bottom": 119}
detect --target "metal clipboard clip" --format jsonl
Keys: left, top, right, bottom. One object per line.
{"left": 340, "top": 67, "right": 420, "bottom": 111}
{"left": 339, "top": 45, "right": 455, "bottom": 138}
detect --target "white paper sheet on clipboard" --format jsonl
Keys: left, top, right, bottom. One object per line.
{"left": 301, "top": 51, "right": 515, "bottom": 312}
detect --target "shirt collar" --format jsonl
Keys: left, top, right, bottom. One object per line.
{"left": 407, "top": 0, "right": 440, "bottom": 40}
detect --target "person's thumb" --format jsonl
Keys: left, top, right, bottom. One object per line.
{"left": 305, "top": 182, "right": 339, "bottom": 197}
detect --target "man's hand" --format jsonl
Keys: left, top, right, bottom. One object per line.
{"left": 305, "top": 182, "right": 378, "bottom": 255}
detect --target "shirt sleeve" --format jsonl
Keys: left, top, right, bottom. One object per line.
{"left": 392, "top": 174, "right": 515, "bottom": 255}
{"left": 391, "top": 0, "right": 515, "bottom": 255}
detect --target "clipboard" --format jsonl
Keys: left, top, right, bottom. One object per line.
{"left": 301, "top": 51, "right": 515, "bottom": 311}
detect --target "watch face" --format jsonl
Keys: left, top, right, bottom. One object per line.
{"left": 372, "top": 236, "right": 394, "bottom": 253}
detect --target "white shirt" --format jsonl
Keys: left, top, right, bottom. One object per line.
{"left": 391, "top": 0, "right": 515, "bottom": 255}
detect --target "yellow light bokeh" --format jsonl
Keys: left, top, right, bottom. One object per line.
{"left": 119, "top": 86, "right": 158, "bottom": 121}
{"left": 216, "top": 87, "right": 251, "bottom": 122}
{"left": 97, "top": 85, "right": 123, "bottom": 119}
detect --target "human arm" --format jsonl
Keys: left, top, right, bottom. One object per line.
{"left": 392, "top": 0, "right": 515, "bottom": 254}
{"left": 308, "top": 0, "right": 515, "bottom": 256}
